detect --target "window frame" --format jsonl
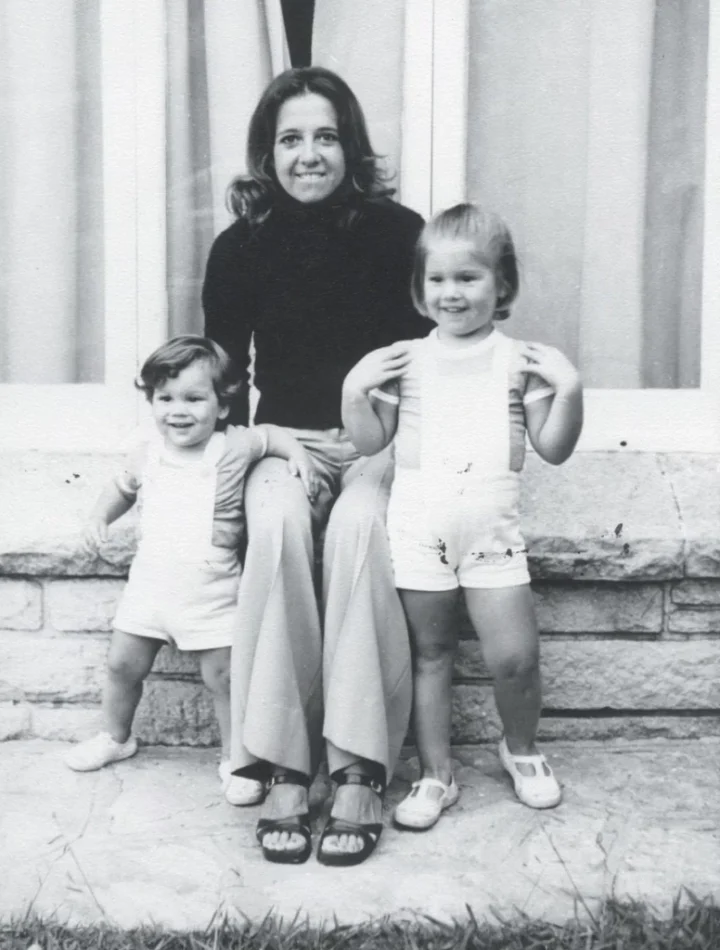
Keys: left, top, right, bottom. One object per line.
{"left": 402, "top": 0, "right": 720, "bottom": 453}
{"left": 4, "top": 0, "right": 717, "bottom": 453}
{"left": 2, "top": 0, "right": 168, "bottom": 452}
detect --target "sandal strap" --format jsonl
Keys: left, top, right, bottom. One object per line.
{"left": 256, "top": 814, "right": 311, "bottom": 840}
{"left": 331, "top": 770, "right": 385, "bottom": 797}
{"left": 267, "top": 769, "right": 311, "bottom": 789}
{"left": 411, "top": 776, "right": 454, "bottom": 794}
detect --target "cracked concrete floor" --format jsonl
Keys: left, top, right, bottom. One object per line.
{"left": 1, "top": 739, "right": 718, "bottom": 929}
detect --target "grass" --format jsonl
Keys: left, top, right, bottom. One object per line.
{"left": 1, "top": 892, "right": 718, "bottom": 950}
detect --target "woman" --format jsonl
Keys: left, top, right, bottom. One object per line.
{"left": 202, "top": 67, "right": 430, "bottom": 866}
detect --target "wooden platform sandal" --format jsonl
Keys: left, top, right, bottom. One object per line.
{"left": 255, "top": 771, "right": 312, "bottom": 865}
{"left": 316, "top": 769, "right": 385, "bottom": 867}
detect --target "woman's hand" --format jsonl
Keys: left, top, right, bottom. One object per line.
{"left": 521, "top": 342, "right": 581, "bottom": 397}
{"left": 287, "top": 452, "right": 320, "bottom": 502}
{"left": 342, "top": 343, "right": 412, "bottom": 398}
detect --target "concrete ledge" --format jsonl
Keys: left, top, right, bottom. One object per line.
{"left": 1, "top": 451, "right": 718, "bottom": 579}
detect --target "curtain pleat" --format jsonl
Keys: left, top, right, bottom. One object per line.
{"left": 642, "top": 0, "right": 707, "bottom": 388}
{"left": 166, "top": 0, "right": 289, "bottom": 336}
{"left": 0, "top": 1, "right": 103, "bottom": 383}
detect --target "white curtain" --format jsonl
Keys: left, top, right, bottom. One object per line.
{"left": 313, "top": 0, "right": 406, "bottom": 195}
{"left": 466, "top": 0, "right": 707, "bottom": 388}
{"left": 1, "top": 0, "right": 707, "bottom": 389}
{"left": 166, "top": 0, "right": 289, "bottom": 336}
{"left": 0, "top": 0, "right": 287, "bottom": 380}
{"left": 0, "top": 0, "right": 104, "bottom": 383}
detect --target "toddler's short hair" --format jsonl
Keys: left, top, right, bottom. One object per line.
{"left": 136, "top": 336, "right": 242, "bottom": 409}
{"left": 411, "top": 203, "right": 519, "bottom": 321}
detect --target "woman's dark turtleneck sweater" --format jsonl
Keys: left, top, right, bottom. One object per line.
{"left": 202, "top": 192, "right": 431, "bottom": 428}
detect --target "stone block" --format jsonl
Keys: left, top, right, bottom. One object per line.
{"left": 667, "top": 608, "right": 720, "bottom": 635}
{"left": 522, "top": 453, "right": 683, "bottom": 581}
{"left": 134, "top": 679, "right": 219, "bottom": 746}
{"left": 0, "top": 452, "right": 135, "bottom": 577}
{"left": 536, "top": 715, "right": 720, "bottom": 742}
{"left": 533, "top": 582, "right": 663, "bottom": 634}
{"left": 31, "top": 705, "right": 102, "bottom": 741}
{"left": 0, "top": 633, "right": 107, "bottom": 703}
{"left": 45, "top": 579, "right": 124, "bottom": 632}
{"left": 0, "top": 702, "right": 32, "bottom": 740}
{"left": 662, "top": 455, "right": 720, "bottom": 578}
{"left": 152, "top": 647, "right": 202, "bottom": 676}
{"left": 450, "top": 684, "right": 502, "bottom": 744}
{"left": 455, "top": 639, "right": 720, "bottom": 709}
{"left": 671, "top": 581, "right": 720, "bottom": 606}
{"left": 0, "top": 579, "right": 42, "bottom": 630}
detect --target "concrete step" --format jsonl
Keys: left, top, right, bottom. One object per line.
{"left": 2, "top": 738, "right": 718, "bottom": 929}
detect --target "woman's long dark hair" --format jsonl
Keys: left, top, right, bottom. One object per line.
{"left": 227, "top": 67, "right": 395, "bottom": 226}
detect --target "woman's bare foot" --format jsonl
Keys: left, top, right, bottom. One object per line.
{"left": 320, "top": 767, "right": 383, "bottom": 858}
{"left": 258, "top": 772, "right": 309, "bottom": 857}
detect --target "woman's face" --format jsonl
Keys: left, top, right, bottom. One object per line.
{"left": 273, "top": 92, "right": 346, "bottom": 203}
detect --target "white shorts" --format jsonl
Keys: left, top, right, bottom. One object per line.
{"left": 113, "top": 547, "right": 240, "bottom": 651}
{"left": 387, "top": 470, "right": 530, "bottom": 591}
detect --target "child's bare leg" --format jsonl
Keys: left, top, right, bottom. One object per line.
{"left": 103, "top": 629, "right": 162, "bottom": 742}
{"left": 399, "top": 588, "right": 459, "bottom": 784}
{"left": 464, "top": 585, "right": 541, "bottom": 764}
{"left": 199, "top": 647, "right": 231, "bottom": 758}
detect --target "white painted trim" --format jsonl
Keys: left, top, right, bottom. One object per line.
{"left": 430, "top": 0, "right": 469, "bottom": 211}
{"left": 577, "top": 390, "right": 720, "bottom": 453}
{"left": 134, "top": 0, "right": 169, "bottom": 364}
{"left": 400, "top": 0, "right": 433, "bottom": 218}
{"left": 701, "top": 1, "right": 720, "bottom": 392}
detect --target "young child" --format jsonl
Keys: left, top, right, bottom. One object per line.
{"left": 342, "top": 204, "right": 583, "bottom": 829}
{"left": 66, "top": 336, "right": 317, "bottom": 807}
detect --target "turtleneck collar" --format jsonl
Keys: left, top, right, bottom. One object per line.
{"left": 272, "top": 181, "right": 363, "bottom": 219}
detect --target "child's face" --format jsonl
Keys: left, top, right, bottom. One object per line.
{"left": 423, "top": 239, "right": 499, "bottom": 343}
{"left": 151, "top": 360, "right": 228, "bottom": 452}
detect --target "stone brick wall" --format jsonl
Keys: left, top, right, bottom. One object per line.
{"left": 2, "top": 451, "right": 720, "bottom": 746}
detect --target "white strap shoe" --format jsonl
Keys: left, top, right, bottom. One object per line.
{"left": 498, "top": 737, "right": 562, "bottom": 808}
{"left": 393, "top": 775, "right": 460, "bottom": 830}
{"left": 65, "top": 732, "right": 138, "bottom": 772}
{"left": 218, "top": 761, "right": 266, "bottom": 806}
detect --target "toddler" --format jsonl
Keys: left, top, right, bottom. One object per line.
{"left": 342, "top": 204, "right": 583, "bottom": 829}
{"left": 66, "top": 336, "right": 316, "bottom": 806}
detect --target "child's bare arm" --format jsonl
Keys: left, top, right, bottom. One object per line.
{"left": 84, "top": 482, "right": 136, "bottom": 548}
{"left": 522, "top": 342, "right": 584, "bottom": 465}
{"left": 258, "top": 425, "right": 319, "bottom": 499}
{"left": 342, "top": 344, "right": 409, "bottom": 455}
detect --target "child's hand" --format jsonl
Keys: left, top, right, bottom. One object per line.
{"left": 287, "top": 453, "right": 320, "bottom": 502}
{"left": 343, "top": 343, "right": 412, "bottom": 398}
{"left": 82, "top": 518, "right": 109, "bottom": 553}
{"left": 521, "top": 342, "right": 581, "bottom": 396}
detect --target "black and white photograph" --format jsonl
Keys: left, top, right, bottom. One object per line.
{"left": 0, "top": 1, "right": 718, "bottom": 947}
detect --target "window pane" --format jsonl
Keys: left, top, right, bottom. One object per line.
{"left": 0, "top": 0, "right": 105, "bottom": 383}
{"left": 466, "top": 0, "right": 707, "bottom": 388}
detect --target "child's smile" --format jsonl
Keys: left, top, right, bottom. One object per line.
{"left": 423, "top": 240, "right": 499, "bottom": 345}
{"left": 151, "top": 361, "right": 228, "bottom": 454}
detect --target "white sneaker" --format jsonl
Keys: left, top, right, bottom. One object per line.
{"left": 218, "top": 761, "right": 265, "bottom": 806}
{"left": 65, "top": 732, "right": 138, "bottom": 772}
{"left": 498, "top": 737, "right": 562, "bottom": 809}
{"left": 393, "top": 775, "right": 460, "bottom": 830}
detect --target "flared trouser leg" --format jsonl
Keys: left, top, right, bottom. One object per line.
{"left": 229, "top": 456, "right": 330, "bottom": 777}
{"left": 322, "top": 447, "right": 412, "bottom": 782}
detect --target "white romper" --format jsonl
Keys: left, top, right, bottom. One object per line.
{"left": 374, "top": 329, "right": 553, "bottom": 591}
{"left": 113, "top": 427, "right": 266, "bottom": 650}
